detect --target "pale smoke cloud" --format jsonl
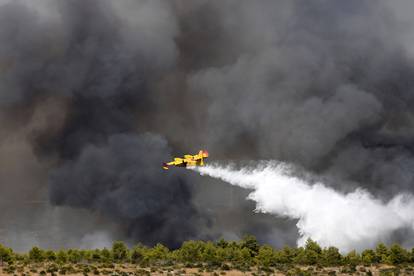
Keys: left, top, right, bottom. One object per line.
{"left": 80, "top": 231, "right": 113, "bottom": 249}
{"left": 192, "top": 162, "right": 414, "bottom": 252}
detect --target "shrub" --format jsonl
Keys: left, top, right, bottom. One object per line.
{"left": 112, "top": 242, "right": 128, "bottom": 263}
{"left": 28, "top": 247, "right": 44, "bottom": 263}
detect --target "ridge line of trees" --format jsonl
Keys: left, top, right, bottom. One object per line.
{"left": 1, "top": 236, "right": 413, "bottom": 268}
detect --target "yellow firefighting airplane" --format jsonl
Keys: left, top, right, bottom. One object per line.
{"left": 163, "top": 150, "right": 209, "bottom": 170}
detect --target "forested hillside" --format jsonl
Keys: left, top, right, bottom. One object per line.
{"left": 1, "top": 236, "right": 413, "bottom": 275}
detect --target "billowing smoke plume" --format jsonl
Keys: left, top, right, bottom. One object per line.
{"left": 2, "top": 0, "right": 414, "bottom": 250}
{"left": 0, "top": 0, "right": 204, "bottom": 249}
{"left": 193, "top": 162, "right": 414, "bottom": 252}
{"left": 49, "top": 134, "right": 202, "bottom": 247}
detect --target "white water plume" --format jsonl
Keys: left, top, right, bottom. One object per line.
{"left": 191, "top": 161, "right": 414, "bottom": 252}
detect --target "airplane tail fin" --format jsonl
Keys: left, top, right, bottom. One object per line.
{"left": 198, "top": 150, "right": 208, "bottom": 166}
{"left": 199, "top": 150, "right": 209, "bottom": 157}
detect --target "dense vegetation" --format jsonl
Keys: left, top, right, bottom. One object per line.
{"left": 1, "top": 236, "right": 414, "bottom": 275}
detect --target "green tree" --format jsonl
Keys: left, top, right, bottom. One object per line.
{"left": 411, "top": 247, "right": 414, "bottom": 263}
{"left": 361, "top": 249, "right": 376, "bottom": 265}
{"left": 201, "top": 242, "right": 219, "bottom": 266}
{"left": 215, "top": 246, "right": 227, "bottom": 264}
{"left": 375, "top": 243, "right": 389, "bottom": 263}
{"left": 0, "top": 244, "right": 13, "bottom": 265}
{"left": 388, "top": 244, "right": 409, "bottom": 265}
{"left": 216, "top": 238, "right": 228, "bottom": 249}
{"left": 131, "top": 244, "right": 147, "bottom": 264}
{"left": 177, "top": 240, "right": 205, "bottom": 263}
{"left": 344, "top": 250, "right": 360, "bottom": 266}
{"left": 296, "top": 239, "right": 322, "bottom": 265}
{"left": 56, "top": 250, "right": 68, "bottom": 264}
{"left": 45, "top": 250, "right": 56, "bottom": 262}
{"left": 80, "top": 250, "right": 92, "bottom": 262}
{"left": 224, "top": 242, "right": 242, "bottom": 263}
{"left": 145, "top": 243, "right": 169, "bottom": 264}
{"left": 321, "top": 246, "right": 342, "bottom": 266}
{"left": 100, "top": 248, "right": 112, "bottom": 263}
{"left": 292, "top": 247, "right": 306, "bottom": 264}
{"left": 239, "top": 235, "right": 259, "bottom": 257}
{"left": 274, "top": 246, "right": 294, "bottom": 264}
{"left": 255, "top": 245, "right": 275, "bottom": 268}
{"left": 91, "top": 249, "right": 101, "bottom": 263}
{"left": 29, "top": 247, "right": 45, "bottom": 262}
{"left": 305, "top": 239, "right": 322, "bottom": 254}
{"left": 112, "top": 241, "right": 128, "bottom": 262}
{"left": 67, "top": 249, "right": 82, "bottom": 263}
{"left": 238, "top": 247, "right": 253, "bottom": 267}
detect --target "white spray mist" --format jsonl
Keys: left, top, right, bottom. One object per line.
{"left": 192, "top": 161, "right": 414, "bottom": 252}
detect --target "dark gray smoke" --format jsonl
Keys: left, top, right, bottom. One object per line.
{"left": 1, "top": 0, "right": 414, "bottom": 250}
{"left": 0, "top": 0, "right": 202, "bottom": 250}
{"left": 49, "top": 133, "right": 201, "bottom": 247}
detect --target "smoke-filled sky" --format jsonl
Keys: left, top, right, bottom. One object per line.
{"left": 2, "top": 0, "right": 414, "bottom": 251}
